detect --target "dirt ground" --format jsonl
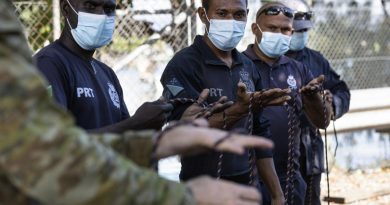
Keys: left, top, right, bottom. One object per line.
{"left": 320, "top": 167, "right": 390, "bottom": 204}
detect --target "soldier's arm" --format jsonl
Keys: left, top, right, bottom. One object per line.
{"left": 0, "top": 3, "right": 194, "bottom": 204}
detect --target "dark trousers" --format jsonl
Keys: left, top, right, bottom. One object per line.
{"left": 302, "top": 173, "right": 322, "bottom": 205}
{"left": 260, "top": 172, "right": 307, "bottom": 205}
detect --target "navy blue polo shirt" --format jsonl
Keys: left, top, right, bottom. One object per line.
{"left": 34, "top": 41, "right": 130, "bottom": 130}
{"left": 287, "top": 47, "right": 350, "bottom": 175}
{"left": 161, "top": 35, "right": 272, "bottom": 180}
{"left": 287, "top": 47, "right": 350, "bottom": 119}
{"left": 244, "top": 44, "right": 314, "bottom": 178}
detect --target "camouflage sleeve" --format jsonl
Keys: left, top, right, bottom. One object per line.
{"left": 96, "top": 130, "right": 156, "bottom": 168}
{"left": 0, "top": 2, "right": 195, "bottom": 205}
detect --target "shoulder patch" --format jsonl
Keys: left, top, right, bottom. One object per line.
{"left": 166, "top": 77, "right": 184, "bottom": 97}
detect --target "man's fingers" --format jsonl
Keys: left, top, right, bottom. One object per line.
{"left": 237, "top": 83, "right": 247, "bottom": 96}
{"left": 234, "top": 136, "right": 274, "bottom": 149}
{"left": 196, "top": 89, "right": 210, "bottom": 105}
{"left": 261, "top": 95, "right": 291, "bottom": 106}
{"left": 193, "top": 118, "right": 209, "bottom": 127}
{"left": 260, "top": 88, "right": 291, "bottom": 100}
{"left": 209, "top": 101, "right": 233, "bottom": 114}
{"left": 317, "top": 74, "right": 325, "bottom": 83}
{"left": 215, "top": 96, "right": 228, "bottom": 104}
{"left": 235, "top": 202, "right": 259, "bottom": 205}
{"left": 237, "top": 186, "right": 262, "bottom": 202}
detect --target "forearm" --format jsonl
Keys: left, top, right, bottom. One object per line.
{"left": 90, "top": 116, "right": 144, "bottom": 134}
{"left": 256, "top": 158, "right": 284, "bottom": 199}
{"left": 1, "top": 53, "right": 194, "bottom": 205}
{"left": 302, "top": 93, "right": 332, "bottom": 129}
{"left": 96, "top": 130, "right": 155, "bottom": 167}
{"left": 1, "top": 99, "right": 194, "bottom": 205}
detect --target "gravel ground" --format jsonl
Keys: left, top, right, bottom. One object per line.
{"left": 321, "top": 167, "right": 390, "bottom": 204}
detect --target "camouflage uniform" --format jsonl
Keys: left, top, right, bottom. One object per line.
{"left": 0, "top": 1, "right": 194, "bottom": 205}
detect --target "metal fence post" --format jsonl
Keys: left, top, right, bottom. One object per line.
{"left": 53, "top": 0, "right": 61, "bottom": 40}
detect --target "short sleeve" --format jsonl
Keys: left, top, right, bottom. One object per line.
{"left": 160, "top": 59, "right": 202, "bottom": 120}
{"left": 34, "top": 56, "right": 71, "bottom": 108}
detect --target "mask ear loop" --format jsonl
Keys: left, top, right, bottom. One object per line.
{"left": 202, "top": 8, "right": 211, "bottom": 35}
{"left": 66, "top": 0, "right": 78, "bottom": 15}
{"left": 65, "top": 0, "right": 78, "bottom": 29}
{"left": 255, "top": 24, "right": 263, "bottom": 44}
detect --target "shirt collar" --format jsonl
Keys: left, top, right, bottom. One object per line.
{"left": 193, "top": 35, "right": 243, "bottom": 67}
{"left": 243, "top": 44, "right": 290, "bottom": 66}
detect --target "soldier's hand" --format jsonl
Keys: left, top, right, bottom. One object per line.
{"left": 181, "top": 89, "right": 233, "bottom": 121}
{"left": 131, "top": 100, "right": 173, "bottom": 130}
{"left": 186, "top": 176, "right": 261, "bottom": 205}
{"left": 300, "top": 75, "right": 325, "bottom": 96}
{"left": 154, "top": 119, "right": 274, "bottom": 159}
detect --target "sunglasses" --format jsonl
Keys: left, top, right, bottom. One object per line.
{"left": 259, "top": 6, "right": 295, "bottom": 18}
{"left": 294, "top": 11, "right": 313, "bottom": 21}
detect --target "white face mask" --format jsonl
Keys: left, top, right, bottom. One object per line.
{"left": 290, "top": 31, "right": 309, "bottom": 51}
{"left": 256, "top": 24, "right": 291, "bottom": 58}
{"left": 66, "top": 0, "right": 116, "bottom": 51}
{"left": 204, "top": 9, "right": 246, "bottom": 51}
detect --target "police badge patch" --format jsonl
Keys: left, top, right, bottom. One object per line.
{"left": 108, "top": 82, "right": 120, "bottom": 109}
{"left": 239, "top": 70, "right": 255, "bottom": 92}
{"left": 287, "top": 75, "right": 297, "bottom": 90}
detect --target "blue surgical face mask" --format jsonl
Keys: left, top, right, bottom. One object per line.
{"left": 256, "top": 24, "right": 291, "bottom": 58}
{"left": 204, "top": 9, "right": 246, "bottom": 51}
{"left": 66, "top": 0, "right": 115, "bottom": 51}
{"left": 290, "top": 31, "right": 309, "bottom": 51}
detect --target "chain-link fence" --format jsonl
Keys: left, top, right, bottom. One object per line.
{"left": 13, "top": 0, "right": 54, "bottom": 51}
{"left": 308, "top": 5, "right": 390, "bottom": 90}
{"left": 13, "top": 0, "right": 390, "bottom": 113}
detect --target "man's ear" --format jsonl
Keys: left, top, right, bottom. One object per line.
{"left": 251, "top": 23, "right": 257, "bottom": 35}
{"left": 197, "top": 7, "right": 207, "bottom": 24}
{"left": 60, "top": 0, "right": 69, "bottom": 17}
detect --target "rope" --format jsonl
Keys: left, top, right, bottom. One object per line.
{"left": 307, "top": 174, "right": 314, "bottom": 205}
{"left": 320, "top": 88, "right": 331, "bottom": 205}
{"left": 217, "top": 111, "right": 228, "bottom": 180}
{"left": 290, "top": 91, "right": 300, "bottom": 205}
{"left": 217, "top": 93, "right": 257, "bottom": 186}
{"left": 333, "top": 120, "right": 339, "bottom": 158}
{"left": 284, "top": 91, "right": 299, "bottom": 205}
{"left": 247, "top": 93, "right": 256, "bottom": 186}
{"left": 169, "top": 95, "right": 257, "bottom": 186}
